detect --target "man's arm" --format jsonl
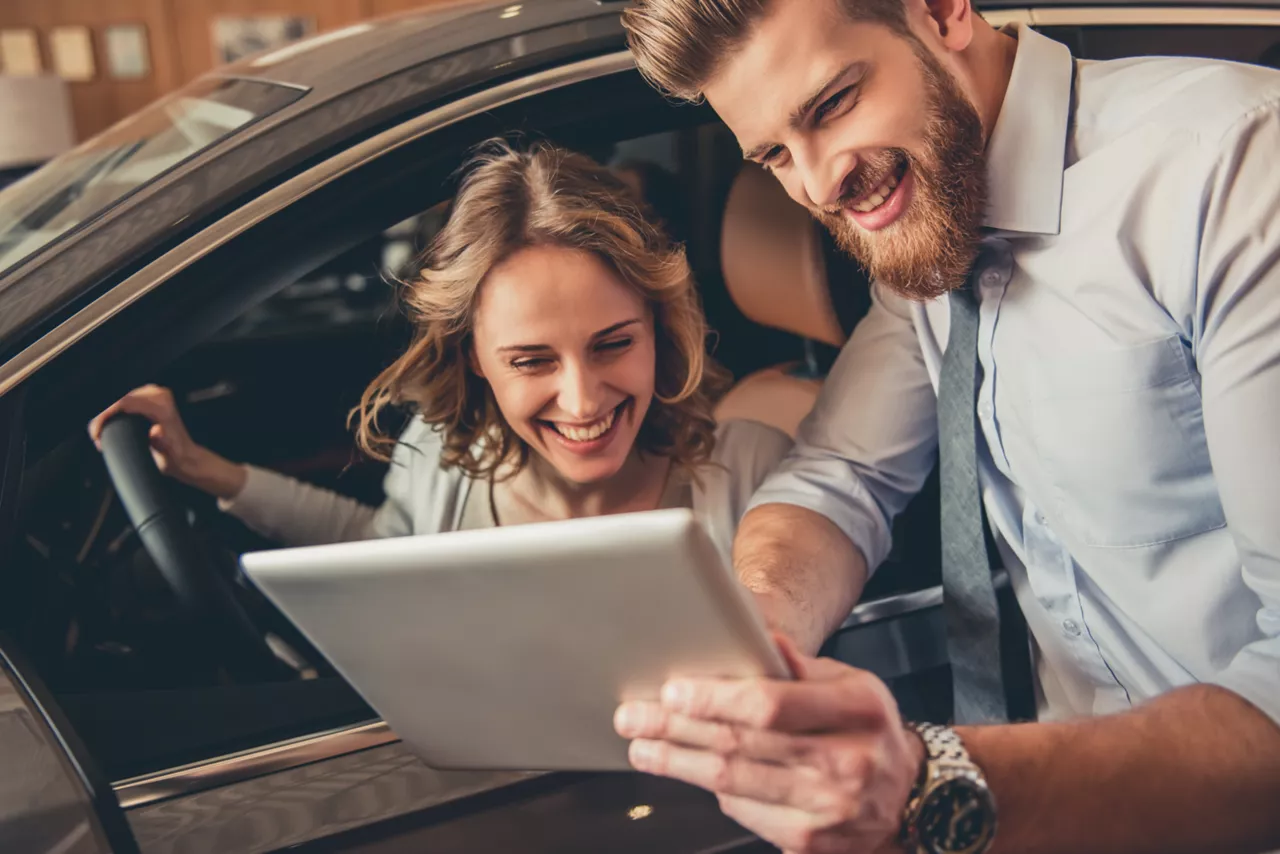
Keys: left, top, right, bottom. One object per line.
{"left": 735, "top": 504, "right": 868, "bottom": 655}
{"left": 734, "top": 283, "right": 940, "bottom": 654}
{"left": 963, "top": 685, "right": 1280, "bottom": 854}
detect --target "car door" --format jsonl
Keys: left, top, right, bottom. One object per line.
{"left": 0, "top": 47, "right": 792, "bottom": 854}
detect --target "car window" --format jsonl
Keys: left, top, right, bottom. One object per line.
{"left": 0, "top": 78, "right": 304, "bottom": 280}
{"left": 0, "top": 121, "right": 719, "bottom": 784}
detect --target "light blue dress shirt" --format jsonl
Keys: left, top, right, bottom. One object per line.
{"left": 749, "top": 23, "right": 1280, "bottom": 725}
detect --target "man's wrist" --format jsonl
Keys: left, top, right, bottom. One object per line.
{"left": 894, "top": 724, "right": 929, "bottom": 853}
{"left": 746, "top": 587, "right": 824, "bottom": 655}
{"left": 899, "top": 723, "right": 999, "bottom": 854}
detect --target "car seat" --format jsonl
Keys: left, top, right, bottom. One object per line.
{"left": 714, "top": 162, "right": 864, "bottom": 435}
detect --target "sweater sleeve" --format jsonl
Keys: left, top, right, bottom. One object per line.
{"left": 218, "top": 418, "right": 445, "bottom": 546}
{"left": 218, "top": 465, "right": 389, "bottom": 546}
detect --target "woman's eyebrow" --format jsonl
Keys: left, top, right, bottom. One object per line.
{"left": 496, "top": 319, "right": 642, "bottom": 355}
{"left": 592, "top": 318, "right": 643, "bottom": 339}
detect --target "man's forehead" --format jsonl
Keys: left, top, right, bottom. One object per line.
{"left": 702, "top": 3, "right": 876, "bottom": 148}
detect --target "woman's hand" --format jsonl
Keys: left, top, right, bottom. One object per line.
{"left": 88, "top": 384, "right": 248, "bottom": 500}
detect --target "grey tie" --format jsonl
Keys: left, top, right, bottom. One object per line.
{"left": 938, "top": 265, "right": 1008, "bottom": 725}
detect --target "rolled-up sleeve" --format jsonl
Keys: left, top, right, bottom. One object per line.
{"left": 747, "top": 281, "right": 940, "bottom": 574}
{"left": 1195, "top": 102, "right": 1280, "bottom": 726}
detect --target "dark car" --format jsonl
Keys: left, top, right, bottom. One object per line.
{"left": 0, "top": 2, "right": 1277, "bottom": 851}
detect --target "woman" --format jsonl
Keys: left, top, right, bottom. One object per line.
{"left": 89, "top": 140, "right": 791, "bottom": 562}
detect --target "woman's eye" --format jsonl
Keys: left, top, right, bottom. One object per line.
{"left": 596, "top": 337, "right": 633, "bottom": 354}
{"left": 511, "top": 357, "right": 550, "bottom": 371}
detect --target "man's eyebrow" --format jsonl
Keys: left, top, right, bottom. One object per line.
{"left": 495, "top": 319, "right": 641, "bottom": 355}
{"left": 742, "top": 61, "right": 868, "bottom": 162}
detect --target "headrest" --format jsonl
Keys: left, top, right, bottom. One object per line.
{"left": 720, "top": 163, "right": 845, "bottom": 348}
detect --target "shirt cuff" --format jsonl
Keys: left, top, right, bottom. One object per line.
{"left": 217, "top": 465, "right": 283, "bottom": 519}
{"left": 746, "top": 469, "right": 894, "bottom": 575}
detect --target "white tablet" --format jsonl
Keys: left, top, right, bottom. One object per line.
{"left": 240, "top": 508, "right": 789, "bottom": 771}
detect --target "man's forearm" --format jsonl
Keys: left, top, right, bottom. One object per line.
{"left": 961, "top": 684, "right": 1280, "bottom": 854}
{"left": 733, "top": 503, "right": 868, "bottom": 655}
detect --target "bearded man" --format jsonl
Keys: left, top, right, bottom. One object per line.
{"left": 613, "top": 0, "right": 1280, "bottom": 852}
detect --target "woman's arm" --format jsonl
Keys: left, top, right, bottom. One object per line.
{"left": 91, "top": 384, "right": 417, "bottom": 546}
{"left": 219, "top": 466, "right": 391, "bottom": 546}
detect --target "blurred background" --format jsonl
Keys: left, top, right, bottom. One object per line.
{"left": 0, "top": 0, "right": 466, "bottom": 187}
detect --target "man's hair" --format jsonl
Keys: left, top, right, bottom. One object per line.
{"left": 351, "top": 138, "right": 727, "bottom": 477}
{"left": 623, "top": 0, "right": 909, "bottom": 101}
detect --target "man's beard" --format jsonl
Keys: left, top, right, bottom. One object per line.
{"left": 815, "top": 41, "right": 987, "bottom": 302}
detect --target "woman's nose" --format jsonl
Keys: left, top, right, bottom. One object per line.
{"left": 557, "top": 362, "right": 605, "bottom": 420}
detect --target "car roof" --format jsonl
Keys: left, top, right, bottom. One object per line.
{"left": 0, "top": 0, "right": 626, "bottom": 364}
{"left": 2, "top": 0, "right": 1276, "bottom": 365}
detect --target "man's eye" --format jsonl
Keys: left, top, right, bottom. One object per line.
{"left": 814, "top": 87, "right": 854, "bottom": 123}
{"left": 761, "top": 146, "right": 785, "bottom": 165}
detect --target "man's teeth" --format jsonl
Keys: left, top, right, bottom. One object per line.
{"left": 852, "top": 170, "right": 901, "bottom": 214}
{"left": 554, "top": 409, "right": 616, "bottom": 442}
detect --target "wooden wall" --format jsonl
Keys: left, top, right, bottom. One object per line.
{"left": 0, "top": 0, "right": 449, "bottom": 141}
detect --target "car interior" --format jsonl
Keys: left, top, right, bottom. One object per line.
{"left": 0, "top": 18, "right": 1278, "bottom": 810}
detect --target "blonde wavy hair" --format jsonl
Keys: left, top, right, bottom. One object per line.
{"left": 351, "top": 138, "right": 728, "bottom": 477}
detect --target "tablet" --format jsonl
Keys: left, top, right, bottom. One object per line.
{"left": 240, "top": 508, "right": 789, "bottom": 772}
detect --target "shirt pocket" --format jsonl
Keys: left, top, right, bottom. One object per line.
{"left": 1026, "top": 334, "right": 1226, "bottom": 549}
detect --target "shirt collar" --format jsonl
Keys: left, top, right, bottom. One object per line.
{"left": 982, "top": 23, "right": 1074, "bottom": 235}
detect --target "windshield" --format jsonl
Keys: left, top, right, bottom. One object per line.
{"left": 0, "top": 77, "right": 304, "bottom": 278}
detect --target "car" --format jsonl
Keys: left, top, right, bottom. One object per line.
{"left": 0, "top": 2, "right": 1277, "bottom": 851}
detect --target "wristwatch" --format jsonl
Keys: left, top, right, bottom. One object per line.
{"left": 898, "top": 722, "right": 998, "bottom": 854}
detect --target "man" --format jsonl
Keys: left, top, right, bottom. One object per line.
{"left": 612, "top": 0, "right": 1280, "bottom": 851}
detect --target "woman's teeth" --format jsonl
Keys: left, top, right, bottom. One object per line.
{"left": 852, "top": 169, "right": 902, "bottom": 213}
{"left": 553, "top": 408, "right": 616, "bottom": 442}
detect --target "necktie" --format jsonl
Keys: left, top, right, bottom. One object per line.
{"left": 938, "top": 264, "right": 1009, "bottom": 725}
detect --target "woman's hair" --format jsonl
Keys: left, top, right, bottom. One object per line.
{"left": 351, "top": 138, "right": 729, "bottom": 477}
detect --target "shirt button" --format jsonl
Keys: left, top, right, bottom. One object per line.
{"left": 980, "top": 269, "right": 1004, "bottom": 288}
{"left": 978, "top": 401, "right": 994, "bottom": 419}
{"left": 1063, "top": 619, "right": 1082, "bottom": 637}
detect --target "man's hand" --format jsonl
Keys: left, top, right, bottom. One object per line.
{"left": 614, "top": 636, "right": 924, "bottom": 854}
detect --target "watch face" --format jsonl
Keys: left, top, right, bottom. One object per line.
{"left": 917, "top": 777, "right": 996, "bottom": 854}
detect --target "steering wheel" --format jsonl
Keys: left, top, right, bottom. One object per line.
{"left": 98, "top": 414, "right": 286, "bottom": 680}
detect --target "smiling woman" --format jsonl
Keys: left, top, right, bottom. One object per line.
{"left": 88, "top": 138, "right": 794, "bottom": 561}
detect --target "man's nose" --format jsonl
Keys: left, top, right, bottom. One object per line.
{"left": 795, "top": 143, "right": 856, "bottom": 210}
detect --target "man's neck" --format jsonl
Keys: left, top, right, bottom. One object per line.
{"left": 965, "top": 19, "right": 1020, "bottom": 145}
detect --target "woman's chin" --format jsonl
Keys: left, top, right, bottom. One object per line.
{"left": 544, "top": 452, "right": 630, "bottom": 486}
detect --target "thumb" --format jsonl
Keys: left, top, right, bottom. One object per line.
{"left": 149, "top": 423, "right": 173, "bottom": 455}
{"left": 771, "top": 632, "right": 809, "bottom": 680}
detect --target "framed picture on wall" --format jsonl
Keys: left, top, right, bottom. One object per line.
{"left": 211, "top": 16, "right": 316, "bottom": 65}
{"left": 104, "top": 24, "right": 151, "bottom": 80}
{"left": 49, "top": 26, "right": 96, "bottom": 82}
{"left": 0, "top": 29, "right": 42, "bottom": 76}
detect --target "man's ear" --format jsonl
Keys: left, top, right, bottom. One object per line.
{"left": 921, "top": 0, "right": 976, "bottom": 51}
